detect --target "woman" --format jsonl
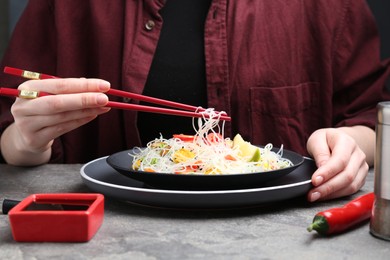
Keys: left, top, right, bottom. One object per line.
{"left": 1, "top": 0, "right": 389, "bottom": 202}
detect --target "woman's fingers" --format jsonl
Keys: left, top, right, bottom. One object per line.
{"left": 9, "top": 78, "right": 112, "bottom": 153}
{"left": 306, "top": 128, "right": 368, "bottom": 202}
{"left": 308, "top": 151, "right": 367, "bottom": 201}
{"left": 18, "top": 78, "right": 110, "bottom": 94}
{"left": 13, "top": 107, "right": 111, "bottom": 147}
{"left": 12, "top": 91, "right": 109, "bottom": 116}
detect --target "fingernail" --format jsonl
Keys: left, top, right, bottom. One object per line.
{"left": 97, "top": 94, "right": 108, "bottom": 105}
{"left": 99, "top": 81, "right": 110, "bottom": 92}
{"left": 315, "top": 176, "right": 324, "bottom": 186}
{"left": 310, "top": 192, "right": 321, "bottom": 202}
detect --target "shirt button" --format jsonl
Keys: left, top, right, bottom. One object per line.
{"left": 145, "top": 20, "right": 155, "bottom": 31}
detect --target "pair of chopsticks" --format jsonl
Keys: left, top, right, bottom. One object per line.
{"left": 0, "top": 66, "right": 231, "bottom": 121}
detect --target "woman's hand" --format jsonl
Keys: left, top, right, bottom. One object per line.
{"left": 0, "top": 78, "right": 111, "bottom": 166}
{"left": 306, "top": 126, "right": 374, "bottom": 202}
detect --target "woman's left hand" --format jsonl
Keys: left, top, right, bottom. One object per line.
{"left": 306, "top": 127, "right": 371, "bottom": 202}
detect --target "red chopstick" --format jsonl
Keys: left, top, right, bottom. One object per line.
{"left": 4, "top": 66, "right": 58, "bottom": 80}
{"left": 2, "top": 67, "right": 231, "bottom": 121}
{"left": 0, "top": 87, "right": 50, "bottom": 98}
{"left": 0, "top": 86, "right": 229, "bottom": 119}
{"left": 4, "top": 67, "right": 201, "bottom": 112}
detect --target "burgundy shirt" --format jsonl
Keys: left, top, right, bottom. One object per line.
{"left": 1, "top": 0, "right": 390, "bottom": 163}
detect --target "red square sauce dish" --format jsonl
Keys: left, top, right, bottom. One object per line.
{"left": 8, "top": 193, "right": 104, "bottom": 242}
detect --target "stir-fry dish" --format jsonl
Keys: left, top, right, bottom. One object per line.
{"left": 131, "top": 109, "right": 293, "bottom": 174}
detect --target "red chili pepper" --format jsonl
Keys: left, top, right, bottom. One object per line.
{"left": 307, "top": 192, "right": 375, "bottom": 235}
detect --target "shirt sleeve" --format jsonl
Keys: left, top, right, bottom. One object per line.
{"left": 332, "top": 0, "right": 390, "bottom": 129}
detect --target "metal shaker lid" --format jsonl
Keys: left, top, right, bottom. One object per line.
{"left": 377, "top": 102, "right": 390, "bottom": 125}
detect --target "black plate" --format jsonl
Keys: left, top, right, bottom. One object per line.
{"left": 80, "top": 157, "right": 316, "bottom": 209}
{"left": 106, "top": 147, "right": 304, "bottom": 190}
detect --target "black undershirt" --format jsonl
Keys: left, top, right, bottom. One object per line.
{"left": 137, "top": 0, "right": 211, "bottom": 145}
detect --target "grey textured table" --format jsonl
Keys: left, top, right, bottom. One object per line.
{"left": 0, "top": 163, "right": 389, "bottom": 259}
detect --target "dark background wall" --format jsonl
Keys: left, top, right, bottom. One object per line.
{"left": 0, "top": 0, "right": 28, "bottom": 60}
{"left": 366, "top": 0, "right": 390, "bottom": 60}
{"left": 0, "top": 0, "right": 389, "bottom": 60}
{"left": 0, "top": 1, "right": 9, "bottom": 59}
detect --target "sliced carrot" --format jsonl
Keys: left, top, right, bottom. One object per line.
{"left": 224, "top": 154, "right": 237, "bottom": 161}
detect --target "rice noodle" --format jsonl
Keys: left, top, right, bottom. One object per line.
{"left": 130, "top": 108, "right": 293, "bottom": 174}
